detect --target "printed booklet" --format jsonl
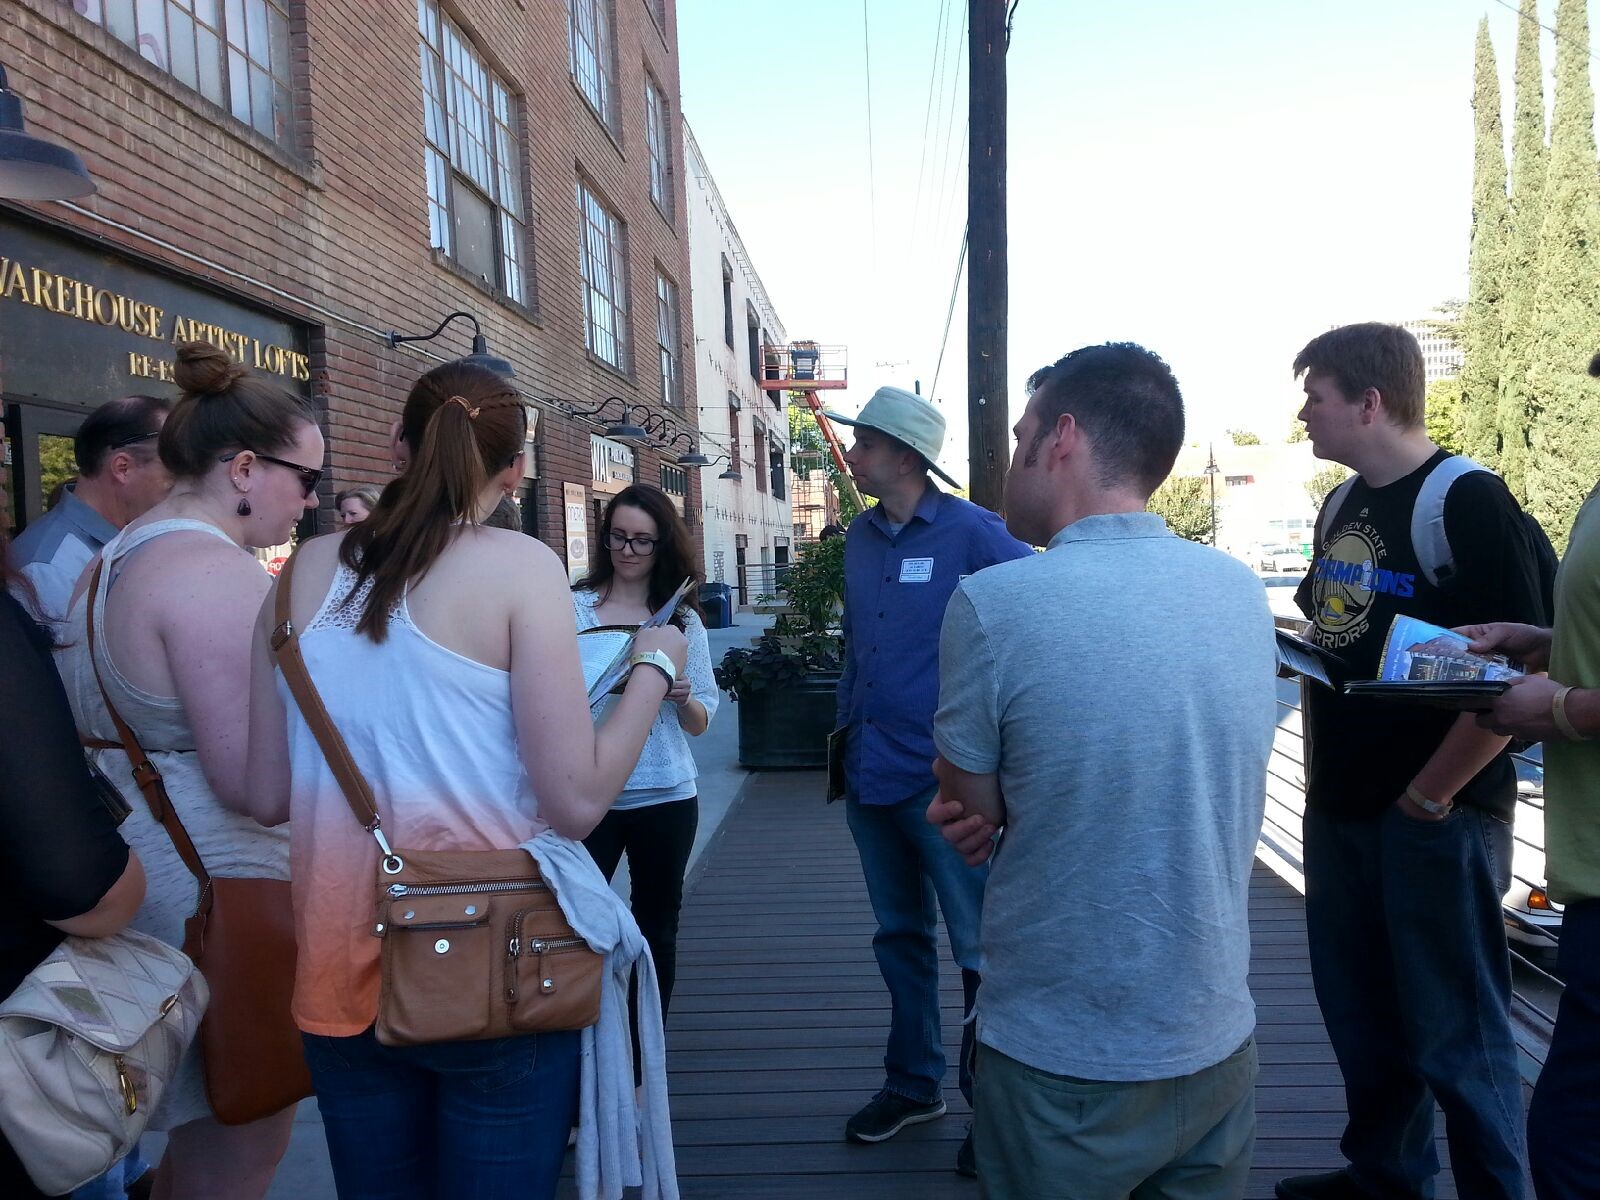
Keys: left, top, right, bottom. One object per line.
{"left": 1339, "top": 615, "right": 1520, "bottom": 711}
{"left": 577, "top": 577, "right": 693, "bottom": 707}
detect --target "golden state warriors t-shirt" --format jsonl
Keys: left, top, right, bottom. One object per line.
{"left": 1295, "top": 449, "right": 1546, "bottom": 820}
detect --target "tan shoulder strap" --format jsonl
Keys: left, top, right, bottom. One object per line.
{"left": 269, "top": 550, "right": 393, "bottom": 857}
{"left": 85, "top": 558, "right": 212, "bottom": 894}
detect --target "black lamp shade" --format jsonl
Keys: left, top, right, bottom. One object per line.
{"left": 0, "top": 68, "right": 96, "bottom": 201}
{"left": 718, "top": 467, "right": 743, "bottom": 482}
{"left": 461, "top": 350, "right": 517, "bottom": 379}
{"left": 677, "top": 451, "right": 712, "bottom": 467}
{"left": 604, "top": 421, "right": 649, "bottom": 441}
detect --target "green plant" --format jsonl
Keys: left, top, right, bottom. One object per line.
{"left": 715, "top": 538, "right": 846, "bottom": 698}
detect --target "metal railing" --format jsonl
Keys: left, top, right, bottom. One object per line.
{"left": 736, "top": 562, "right": 790, "bottom": 608}
{"left": 1266, "top": 630, "right": 1561, "bottom": 1076}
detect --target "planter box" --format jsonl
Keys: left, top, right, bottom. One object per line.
{"left": 735, "top": 670, "right": 841, "bottom": 769}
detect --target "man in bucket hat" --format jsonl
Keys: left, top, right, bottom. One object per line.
{"left": 827, "top": 386, "right": 1031, "bottom": 1175}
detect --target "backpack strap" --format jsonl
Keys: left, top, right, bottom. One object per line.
{"left": 1411, "top": 455, "right": 1488, "bottom": 588}
{"left": 269, "top": 549, "right": 404, "bottom": 872}
{"left": 1315, "top": 475, "right": 1359, "bottom": 552}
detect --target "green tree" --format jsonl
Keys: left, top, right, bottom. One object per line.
{"left": 1227, "top": 428, "right": 1262, "bottom": 446}
{"left": 1147, "top": 476, "right": 1214, "bottom": 544}
{"left": 1306, "top": 464, "right": 1351, "bottom": 510}
{"left": 1286, "top": 421, "right": 1308, "bottom": 443}
{"left": 1461, "top": 20, "right": 1508, "bottom": 464}
{"left": 789, "top": 403, "right": 861, "bottom": 523}
{"left": 1528, "top": 0, "right": 1600, "bottom": 548}
{"left": 1425, "top": 377, "right": 1466, "bottom": 455}
{"left": 1498, "top": 0, "right": 1547, "bottom": 503}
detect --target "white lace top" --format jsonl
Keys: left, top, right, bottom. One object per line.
{"left": 572, "top": 590, "right": 718, "bottom": 808}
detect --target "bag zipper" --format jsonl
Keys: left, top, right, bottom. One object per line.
{"left": 505, "top": 908, "right": 587, "bottom": 1004}
{"left": 386, "top": 878, "right": 547, "bottom": 899}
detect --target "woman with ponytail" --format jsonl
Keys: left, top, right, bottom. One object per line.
{"left": 54, "top": 342, "right": 321, "bottom": 1199}
{"left": 245, "top": 361, "right": 686, "bottom": 1199}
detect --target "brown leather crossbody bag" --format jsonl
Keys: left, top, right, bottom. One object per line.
{"left": 270, "top": 550, "right": 602, "bottom": 1046}
{"left": 85, "top": 560, "right": 311, "bottom": 1126}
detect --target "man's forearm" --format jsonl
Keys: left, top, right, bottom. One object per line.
{"left": 1411, "top": 713, "right": 1512, "bottom": 803}
{"left": 932, "top": 755, "right": 1006, "bottom": 826}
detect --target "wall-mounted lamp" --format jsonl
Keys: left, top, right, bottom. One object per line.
{"left": 0, "top": 63, "right": 96, "bottom": 200}
{"left": 666, "top": 432, "right": 710, "bottom": 467}
{"left": 385, "top": 310, "right": 516, "bottom": 379}
{"left": 702, "top": 454, "right": 743, "bottom": 483}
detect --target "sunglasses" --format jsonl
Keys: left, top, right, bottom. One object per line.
{"left": 110, "top": 431, "right": 160, "bottom": 451}
{"left": 219, "top": 450, "right": 324, "bottom": 498}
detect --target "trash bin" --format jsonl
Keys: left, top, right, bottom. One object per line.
{"left": 699, "top": 582, "right": 733, "bottom": 629}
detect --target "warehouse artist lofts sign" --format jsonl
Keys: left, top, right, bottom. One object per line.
{"left": 0, "top": 218, "right": 311, "bottom": 407}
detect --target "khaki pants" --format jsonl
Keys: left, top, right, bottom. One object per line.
{"left": 974, "top": 1038, "right": 1257, "bottom": 1200}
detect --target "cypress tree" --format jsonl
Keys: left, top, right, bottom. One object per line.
{"left": 1461, "top": 19, "right": 1508, "bottom": 463}
{"left": 1497, "top": 0, "right": 1546, "bottom": 503}
{"left": 1528, "top": 0, "right": 1600, "bottom": 546}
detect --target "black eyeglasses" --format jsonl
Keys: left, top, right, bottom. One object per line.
{"left": 110, "top": 431, "right": 160, "bottom": 451}
{"left": 604, "top": 530, "right": 657, "bottom": 556}
{"left": 219, "top": 450, "right": 324, "bottom": 498}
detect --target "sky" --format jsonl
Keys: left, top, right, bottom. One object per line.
{"left": 677, "top": 0, "right": 1577, "bottom": 484}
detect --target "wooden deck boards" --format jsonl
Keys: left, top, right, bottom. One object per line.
{"left": 570, "top": 770, "right": 1465, "bottom": 1199}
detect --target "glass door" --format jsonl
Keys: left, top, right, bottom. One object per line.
{"left": 2, "top": 403, "right": 86, "bottom": 535}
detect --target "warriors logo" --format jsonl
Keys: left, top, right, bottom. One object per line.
{"left": 1307, "top": 525, "right": 1415, "bottom": 649}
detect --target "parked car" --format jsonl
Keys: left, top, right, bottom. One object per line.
{"left": 1258, "top": 544, "right": 1308, "bottom": 573}
{"left": 1506, "top": 745, "right": 1563, "bottom": 954}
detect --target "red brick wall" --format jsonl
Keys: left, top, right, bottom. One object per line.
{"left": 0, "top": 0, "right": 700, "bottom": 560}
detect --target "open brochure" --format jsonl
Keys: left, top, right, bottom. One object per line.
{"left": 1339, "top": 615, "right": 1521, "bottom": 711}
{"left": 1275, "top": 628, "right": 1345, "bottom": 688}
{"left": 577, "top": 577, "right": 693, "bottom": 706}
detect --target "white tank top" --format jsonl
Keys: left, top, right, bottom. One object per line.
{"left": 282, "top": 556, "right": 547, "bottom": 1037}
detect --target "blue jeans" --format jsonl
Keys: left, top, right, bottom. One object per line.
{"left": 1528, "top": 898, "right": 1600, "bottom": 1200}
{"left": 302, "top": 1027, "right": 580, "bottom": 1200}
{"left": 70, "top": 1141, "right": 149, "bottom": 1200}
{"left": 1303, "top": 803, "right": 1526, "bottom": 1200}
{"left": 846, "top": 787, "right": 986, "bottom": 1106}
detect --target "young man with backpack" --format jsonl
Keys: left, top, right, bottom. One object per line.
{"left": 1281, "top": 323, "right": 1550, "bottom": 1200}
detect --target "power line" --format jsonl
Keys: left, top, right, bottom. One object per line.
{"left": 910, "top": 0, "right": 953, "bottom": 239}
{"left": 1487, "top": 0, "right": 1600, "bottom": 63}
{"left": 862, "top": 0, "right": 879, "bottom": 274}
{"left": 930, "top": 230, "right": 969, "bottom": 402}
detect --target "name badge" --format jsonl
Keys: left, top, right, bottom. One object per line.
{"left": 899, "top": 557, "right": 934, "bottom": 583}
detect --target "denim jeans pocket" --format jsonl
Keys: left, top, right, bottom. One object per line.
{"left": 420, "top": 1035, "right": 544, "bottom": 1094}
{"left": 301, "top": 1032, "right": 361, "bottom": 1076}
{"left": 1387, "top": 800, "right": 1462, "bottom": 831}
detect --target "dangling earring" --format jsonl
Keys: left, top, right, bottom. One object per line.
{"left": 237, "top": 497, "right": 252, "bottom": 517}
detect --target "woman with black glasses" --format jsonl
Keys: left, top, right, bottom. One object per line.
{"left": 53, "top": 341, "right": 320, "bottom": 1200}
{"left": 571, "top": 485, "right": 717, "bottom": 1043}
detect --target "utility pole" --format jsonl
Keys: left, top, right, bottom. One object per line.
{"left": 967, "top": 0, "right": 1009, "bottom": 513}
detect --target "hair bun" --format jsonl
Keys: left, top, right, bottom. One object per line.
{"left": 174, "top": 341, "right": 248, "bottom": 398}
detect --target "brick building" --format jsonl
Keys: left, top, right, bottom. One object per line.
{"left": 0, "top": 0, "right": 701, "bottom": 570}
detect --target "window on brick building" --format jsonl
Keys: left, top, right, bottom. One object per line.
{"left": 645, "top": 0, "right": 667, "bottom": 31}
{"left": 660, "top": 463, "right": 686, "bottom": 498}
{"left": 578, "top": 180, "right": 629, "bottom": 370}
{"left": 720, "top": 257, "right": 735, "bottom": 348}
{"left": 85, "top": 0, "right": 295, "bottom": 145}
{"left": 753, "top": 421, "right": 768, "bottom": 494}
{"left": 746, "top": 304, "right": 760, "bottom": 384}
{"left": 418, "top": 1, "right": 525, "bottom": 304}
{"left": 568, "top": 0, "right": 618, "bottom": 132}
{"left": 727, "top": 391, "right": 741, "bottom": 473}
{"left": 644, "top": 75, "right": 673, "bottom": 220}
{"left": 655, "top": 270, "right": 681, "bottom": 408}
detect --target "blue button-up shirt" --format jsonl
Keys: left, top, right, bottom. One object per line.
{"left": 836, "top": 484, "right": 1033, "bottom": 805}
{"left": 8, "top": 485, "right": 119, "bottom": 624}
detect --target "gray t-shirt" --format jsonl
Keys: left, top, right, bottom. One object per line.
{"left": 934, "top": 511, "right": 1277, "bottom": 1081}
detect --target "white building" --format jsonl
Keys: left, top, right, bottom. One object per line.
{"left": 1403, "top": 318, "right": 1463, "bottom": 386}
{"left": 1170, "top": 441, "right": 1324, "bottom": 566}
{"left": 684, "top": 123, "right": 793, "bottom": 606}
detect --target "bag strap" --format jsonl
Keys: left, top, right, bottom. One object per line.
{"left": 268, "top": 549, "right": 402, "bottom": 869}
{"left": 85, "top": 558, "right": 213, "bottom": 895}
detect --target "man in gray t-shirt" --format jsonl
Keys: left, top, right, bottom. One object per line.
{"left": 929, "top": 343, "right": 1277, "bottom": 1198}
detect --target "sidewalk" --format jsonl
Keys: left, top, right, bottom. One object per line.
{"left": 243, "top": 612, "right": 775, "bottom": 1199}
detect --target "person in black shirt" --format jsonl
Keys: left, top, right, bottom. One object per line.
{"left": 1278, "top": 325, "right": 1543, "bottom": 1200}
{"left": 0, "top": 501, "right": 147, "bottom": 1199}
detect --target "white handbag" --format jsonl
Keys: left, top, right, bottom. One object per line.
{"left": 0, "top": 928, "right": 208, "bottom": 1195}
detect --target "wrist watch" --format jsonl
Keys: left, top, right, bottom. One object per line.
{"left": 628, "top": 649, "right": 677, "bottom": 690}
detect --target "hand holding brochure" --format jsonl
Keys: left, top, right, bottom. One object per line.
{"left": 1340, "top": 615, "right": 1521, "bottom": 711}
{"left": 579, "top": 577, "right": 693, "bottom": 705}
